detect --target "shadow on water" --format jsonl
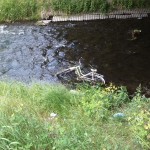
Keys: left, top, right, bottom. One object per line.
{"left": 0, "top": 18, "right": 150, "bottom": 94}
{"left": 63, "top": 18, "right": 150, "bottom": 94}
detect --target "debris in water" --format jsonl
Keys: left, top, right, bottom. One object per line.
{"left": 56, "top": 59, "right": 105, "bottom": 84}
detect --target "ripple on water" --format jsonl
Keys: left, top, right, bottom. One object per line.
{"left": 0, "top": 19, "right": 150, "bottom": 93}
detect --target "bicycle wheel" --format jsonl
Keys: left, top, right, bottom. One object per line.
{"left": 94, "top": 74, "right": 105, "bottom": 84}
{"left": 81, "top": 73, "right": 105, "bottom": 84}
{"left": 56, "top": 69, "right": 77, "bottom": 82}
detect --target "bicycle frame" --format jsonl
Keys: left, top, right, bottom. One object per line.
{"left": 56, "top": 64, "right": 105, "bottom": 84}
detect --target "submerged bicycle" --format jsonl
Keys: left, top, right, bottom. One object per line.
{"left": 56, "top": 59, "right": 105, "bottom": 84}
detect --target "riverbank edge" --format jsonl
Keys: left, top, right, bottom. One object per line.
{"left": 0, "top": 9, "right": 150, "bottom": 24}
{"left": 35, "top": 8, "right": 150, "bottom": 24}
{"left": 0, "top": 81, "right": 149, "bottom": 149}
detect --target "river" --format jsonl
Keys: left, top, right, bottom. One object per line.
{"left": 0, "top": 18, "right": 150, "bottom": 93}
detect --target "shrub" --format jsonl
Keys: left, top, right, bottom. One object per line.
{"left": 112, "top": 0, "right": 150, "bottom": 9}
{"left": 0, "top": 0, "right": 39, "bottom": 22}
{"left": 126, "top": 88, "right": 150, "bottom": 149}
{"left": 128, "top": 109, "right": 150, "bottom": 149}
{"left": 50, "top": 0, "right": 110, "bottom": 14}
{"left": 77, "top": 84, "right": 129, "bottom": 121}
{"left": 0, "top": 81, "right": 149, "bottom": 149}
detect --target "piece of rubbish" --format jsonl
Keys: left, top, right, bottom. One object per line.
{"left": 50, "top": 113, "right": 57, "bottom": 118}
{"left": 70, "top": 90, "right": 79, "bottom": 94}
{"left": 56, "top": 58, "right": 105, "bottom": 84}
{"left": 131, "top": 29, "right": 141, "bottom": 40}
{"left": 36, "top": 20, "right": 51, "bottom": 26}
{"left": 113, "top": 113, "right": 125, "bottom": 118}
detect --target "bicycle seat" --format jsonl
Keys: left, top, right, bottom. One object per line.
{"left": 91, "top": 69, "right": 97, "bottom": 72}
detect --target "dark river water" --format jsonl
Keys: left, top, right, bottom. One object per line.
{"left": 0, "top": 18, "right": 150, "bottom": 93}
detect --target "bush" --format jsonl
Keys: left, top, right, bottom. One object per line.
{"left": 0, "top": 0, "right": 39, "bottom": 22}
{"left": 126, "top": 91, "right": 150, "bottom": 149}
{"left": 0, "top": 81, "right": 149, "bottom": 149}
{"left": 50, "top": 0, "right": 110, "bottom": 14}
{"left": 112, "top": 0, "right": 150, "bottom": 9}
{"left": 128, "top": 109, "right": 150, "bottom": 149}
{"left": 77, "top": 84, "right": 129, "bottom": 121}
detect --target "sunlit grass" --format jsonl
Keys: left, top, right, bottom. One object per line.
{"left": 0, "top": 0, "right": 150, "bottom": 22}
{"left": 0, "top": 81, "right": 149, "bottom": 149}
{"left": 0, "top": 0, "right": 38, "bottom": 22}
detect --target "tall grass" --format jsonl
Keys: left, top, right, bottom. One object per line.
{"left": 0, "top": 81, "right": 149, "bottom": 149}
{"left": 50, "top": 0, "right": 150, "bottom": 14}
{"left": 0, "top": 0, "right": 150, "bottom": 22}
{"left": 50, "top": 0, "right": 110, "bottom": 14}
{"left": 0, "top": 0, "right": 39, "bottom": 22}
{"left": 112, "top": 0, "right": 150, "bottom": 9}
{"left": 0, "top": 81, "right": 74, "bottom": 149}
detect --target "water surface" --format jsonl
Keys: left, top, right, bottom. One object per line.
{"left": 0, "top": 18, "right": 150, "bottom": 93}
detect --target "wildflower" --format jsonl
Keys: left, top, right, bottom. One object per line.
{"left": 144, "top": 125, "right": 149, "bottom": 130}
{"left": 147, "top": 134, "right": 150, "bottom": 139}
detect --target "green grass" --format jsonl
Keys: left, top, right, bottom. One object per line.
{"left": 50, "top": 0, "right": 110, "bottom": 14}
{"left": 112, "top": 0, "right": 150, "bottom": 9}
{"left": 0, "top": 81, "right": 150, "bottom": 149}
{"left": 50, "top": 0, "right": 150, "bottom": 14}
{"left": 0, "top": 0, "right": 150, "bottom": 22}
{"left": 0, "top": 0, "right": 39, "bottom": 22}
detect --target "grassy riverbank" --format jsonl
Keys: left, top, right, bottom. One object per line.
{"left": 0, "top": 81, "right": 149, "bottom": 149}
{"left": 0, "top": 0, "right": 150, "bottom": 22}
{"left": 50, "top": 0, "right": 150, "bottom": 14}
{"left": 0, "top": 0, "right": 38, "bottom": 22}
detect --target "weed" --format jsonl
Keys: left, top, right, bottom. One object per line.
{"left": 112, "top": 0, "right": 150, "bottom": 9}
{"left": 0, "top": 81, "right": 149, "bottom": 149}
{"left": 50, "top": 0, "right": 110, "bottom": 14}
{"left": 0, "top": 0, "right": 39, "bottom": 22}
{"left": 0, "top": 0, "right": 150, "bottom": 22}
